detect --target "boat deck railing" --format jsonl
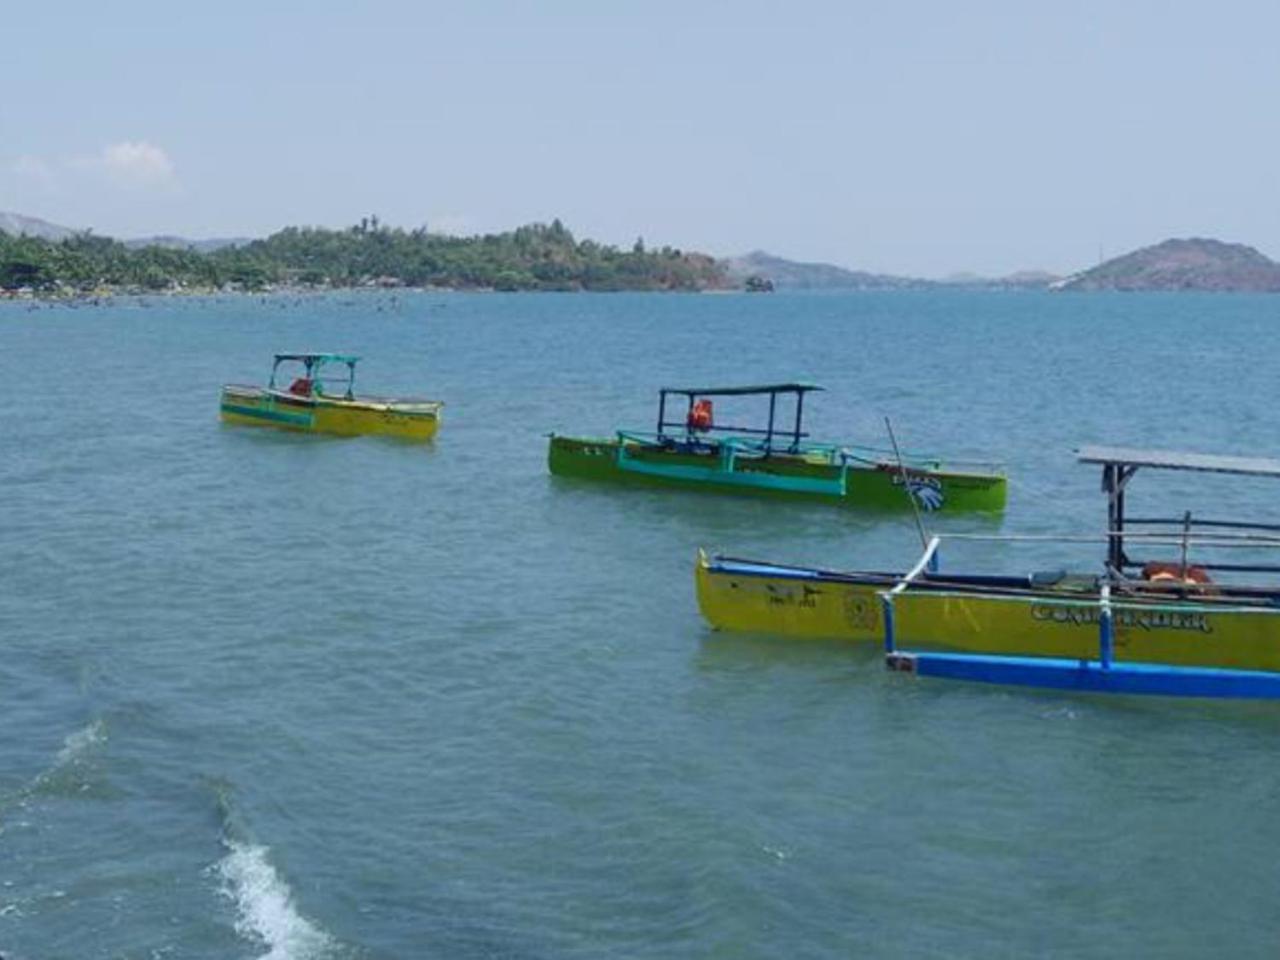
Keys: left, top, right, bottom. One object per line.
{"left": 323, "top": 393, "right": 443, "bottom": 410}
{"left": 880, "top": 527, "right": 1280, "bottom": 631}
{"left": 889, "top": 528, "right": 1280, "bottom": 589}
{"left": 615, "top": 431, "right": 851, "bottom": 495}
{"left": 615, "top": 431, "right": 996, "bottom": 474}
{"left": 836, "top": 443, "right": 1002, "bottom": 474}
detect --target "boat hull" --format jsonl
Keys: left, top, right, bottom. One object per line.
{"left": 549, "top": 435, "right": 1006, "bottom": 512}
{"left": 696, "top": 552, "right": 1280, "bottom": 672}
{"left": 220, "top": 386, "right": 442, "bottom": 441}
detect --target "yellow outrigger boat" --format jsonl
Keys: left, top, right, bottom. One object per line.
{"left": 698, "top": 446, "right": 1280, "bottom": 698}
{"left": 220, "top": 353, "right": 442, "bottom": 441}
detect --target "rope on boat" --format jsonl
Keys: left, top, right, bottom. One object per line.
{"left": 885, "top": 416, "right": 930, "bottom": 551}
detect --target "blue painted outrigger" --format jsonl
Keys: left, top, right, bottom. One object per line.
{"left": 887, "top": 651, "right": 1280, "bottom": 699}
{"left": 880, "top": 446, "right": 1280, "bottom": 700}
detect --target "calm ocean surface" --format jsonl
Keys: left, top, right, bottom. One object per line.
{"left": 3, "top": 290, "right": 1280, "bottom": 959}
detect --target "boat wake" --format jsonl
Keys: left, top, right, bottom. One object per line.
{"left": 211, "top": 786, "right": 337, "bottom": 960}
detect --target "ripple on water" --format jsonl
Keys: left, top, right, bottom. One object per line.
{"left": 6, "top": 292, "right": 1280, "bottom": 958}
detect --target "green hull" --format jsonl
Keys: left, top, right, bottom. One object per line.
{"left": 548, "top": 435, "right": 1006, "bottom": 513}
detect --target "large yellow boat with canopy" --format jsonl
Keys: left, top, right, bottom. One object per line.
{"left": 220, "top": 353, "right": 443, "bottom": 441}
{"left": 698, "top": 446, "right": 1280, "bottom": 699}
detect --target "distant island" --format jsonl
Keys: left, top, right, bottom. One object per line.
{"left": 726, "top": 239, "right": 1280, "bottom": 293}
{"left": 1053, "top": 238, "right": 1280, "bottom": 292}
{"left": 0, "top": 215, "right": 729, "bottom": 295}
{"left": 4, "top": 211, "right": 1280, "bottom": 296}
{"left": 723, "top": 250, "right": 925, "bottom": 290}
{"left": 723, "top": 250, "right": 1062, "bottom": 291}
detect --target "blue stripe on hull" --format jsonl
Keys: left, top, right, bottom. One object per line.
{"left": 220, "top": 403, "right": 313, "bottom": 426}
{"left": 889, "top": 652, "right": 1280, "bottom": 699}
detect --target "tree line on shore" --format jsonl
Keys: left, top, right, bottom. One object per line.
{"left": 0, "top": 218, "right": 729, "bottom": 294}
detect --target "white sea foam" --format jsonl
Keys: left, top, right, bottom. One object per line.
{"left": 215, "top": 840, "right": 334, "bottom": 960}
{"left": 54, "top": 718, "right": 106, "bottom": 767}
{"left": 15, "top": 719, "right": 108, "bottom": 802}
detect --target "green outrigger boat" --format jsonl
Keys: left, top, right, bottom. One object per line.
{"left": 547, "top": 383, "right": 1006, "bottom": 513}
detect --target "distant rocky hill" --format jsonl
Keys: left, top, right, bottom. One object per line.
{"left": 724, "top": 250, "right": 1060, "bottom": 290}
{"left": 0, "top": 211, "right": 247, "bottom": 251}
{"left": 1056, "top": 238, "right": 1280, "bottom": 292}
{"left": 0, "top": 211, "right": 77, "bottom": 242}
{"left": 722, "top": 250, "right": 927, "bottom": 290}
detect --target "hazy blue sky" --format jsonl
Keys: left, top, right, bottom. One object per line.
{"left": 4, "top": 1, "right": 1278, "bottom": 276}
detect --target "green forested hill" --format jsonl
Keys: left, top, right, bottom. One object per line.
{"left": 0, "top": 218, "right": 729, "bottom": 294}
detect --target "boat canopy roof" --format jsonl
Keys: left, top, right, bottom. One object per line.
{"left": 1078, "top": 445, "right": 1280, "bottom": 479}
{"left": 274, "top": 353, "right": 360, "bottom": 366}
{"left": 661, "top": 382, "right": 823, "bottom": 398}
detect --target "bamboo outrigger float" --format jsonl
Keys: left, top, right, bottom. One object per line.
{"left": 220, "top": 353, "right": 443, "bottom": 441}
{"left": 697, "top": 446, "right": 1280, "bottom": 699}
{"left": 549, "top": 383, "right": 1006, "bottom": 513}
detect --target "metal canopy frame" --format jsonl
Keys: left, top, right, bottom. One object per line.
{"left": 269, "top": 353, "right": 361, "bottom": 400}
{"left": 1079, "top": 445, "right": 1280, "bottom": 577}
{"left": 655, "top": 383, "right": 824, "bottom": 452}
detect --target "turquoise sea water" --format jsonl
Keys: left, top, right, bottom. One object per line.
{"left": 3, "top": 290, "right": 1280, "bottom": 959}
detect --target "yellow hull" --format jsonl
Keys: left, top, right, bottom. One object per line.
{"left": 220, "top": 386, "right": 442, "bottom": 441}
{"left": 695, "top": 551, "right": 1280, "bottom": 672}
{"left": 695, "top": 552, "right": 889, "bottom": 641}
{"left": 311, "top": 398, "right": 441, "bottom": 440}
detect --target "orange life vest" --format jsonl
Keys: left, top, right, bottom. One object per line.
{"left": 687, "top": 398, "right": 713, "bottom": 431}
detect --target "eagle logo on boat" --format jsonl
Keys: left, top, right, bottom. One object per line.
{"left": 907, "top": 477, "right": 945, "bottom": 511}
